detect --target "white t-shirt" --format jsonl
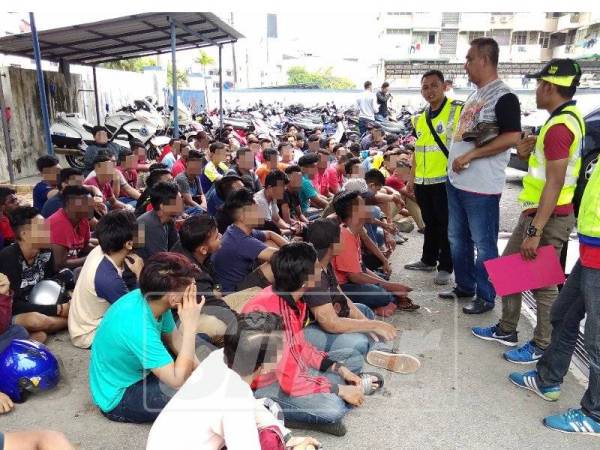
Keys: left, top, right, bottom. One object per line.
{"left": 254, "top": 189, "right": 279, "bottom": 222}
{"left": 356, "top": 90, "right": 378, "bottom": 120}
{"left": 146, "top": 349, "right": 261, "bottom": 450}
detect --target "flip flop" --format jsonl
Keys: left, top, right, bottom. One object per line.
{"left": 359, "top": 371, "right": 384, "bottom": 395}
{"left": 396, "top": 297, "right": 420, "bottom": 311}
{"left": 366, "top": 350, "right": 421, "bottom": 374}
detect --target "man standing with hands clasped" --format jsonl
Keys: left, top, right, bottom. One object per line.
{"left": 440, "top": 38, "right": 522, "bottom": 314}
{"left": 473, "top": 59, "right": 584, "bottom": 363}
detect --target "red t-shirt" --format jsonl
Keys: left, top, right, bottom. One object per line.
{"left": 319, "top": 166, "right": 342, "bottom": 196}
{"left": 84, "top": 176, "right": 114, "bottom": 201}
{"left": 117, "top": 166, "right": 138, "bottom": 188}
{"left": 331, "top": 225, "right": 362, "bottom": 285}
{"left": 580, "top": 244, "right": 600, "bottom": 270}
{"left": 385, "top": 174, "right": 405, "bottom": 192}
{"left": 47, "top": 208, "right": 90, "bottom": 259}
{"left": 0, "top": 216, "right": 15, "bottom": 241}
{"left": 523, "top": 124, "right": 575, "bottom": 216}
{"left": 171, "top": 159, "right": 186, "bottom": 178}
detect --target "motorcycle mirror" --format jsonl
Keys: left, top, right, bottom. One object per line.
{"left": 157, "top": 106, "right": 164, "bottom": 112}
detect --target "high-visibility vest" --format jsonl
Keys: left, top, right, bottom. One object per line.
{"left": 578, "top": 156, "right": 600, "bottom": 245}
{"left": 518, "top": 102, "right": 584, "bottom": 211}
{"left": 412, "top": 98, "right": 463, "bottom": 185}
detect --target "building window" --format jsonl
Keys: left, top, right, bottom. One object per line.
{"left": 528, "top": 31, "right": 539, "bottom": 45}
{"left": 226, "top": 70, "right": 232, "bottom": 77}
{"left": 512, "top": 31, "right": 527, "bottom": 45}
{"left": 428, "top": 32, "right": 437, "bottom": 44}
{"left": 539, "top": 32, "right": 551, "bottom": 48}
{"left": 386, "top": 28, "right": 407, "bottom": 34}
{"left": 468, "top": 31, "right": 486, "bottom": 42}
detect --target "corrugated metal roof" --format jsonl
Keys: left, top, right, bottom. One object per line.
{"left": 0, "top": 12, "right": 243, "bottom": 65}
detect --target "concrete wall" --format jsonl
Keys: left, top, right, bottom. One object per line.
{"left": 0, "top": 66, "right": 80, "bottom": 182}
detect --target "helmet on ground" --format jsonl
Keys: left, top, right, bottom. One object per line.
{"left": 0, "top": 339, "right": 60, "bottom": 402}
{"left": 28, "top": 280, "right": 66, "bottom": 306}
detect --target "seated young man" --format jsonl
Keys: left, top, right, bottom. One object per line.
{"left": 256, "top": 148, "right": 287, "bottom": 186}
{"left": 84, "top": 154, "right": 130, "bottom": 211}
{"left": 212, "top": 188, "right": 286, "bottom": 293}
{"left": 244, "top": 242, "right": 371, "bottom": 436}
{"left": 89, "top": 253, "right": 203, "bottom": 423}
{"left": 279, "top": 141, "right": 295, "bottom": 166}
{"left": 297, "top": 153, "right": 329, "bottom": 218}
{"left": 42, "top": 168, "right": 105, "bottom": 219}
{"left": 68, "top": 210, "right": 143, "bottom": 349}
{"left": 320, "top": 149, "right": 348, "bottom": 197}
{"left": 171, "top": 214, "right": 239, "bottom": 334}
{"left": 200, "top": 142, "right": 229, "bottom": 193}
{"left": 254, "top": 170, "right": 295, "bottom": 235}
{"left": 134, "top": 168, "right": 173, "bottom": 217}
{"left": 226, "top": 147, "right": 262, "bottom": 193}
{"left": 174, "top": 149, "right": 205, "bottom": 215}
{"left": 33, "top": 155, "right": 60, "bottom": 211}
{"left": 160, "top": 138, "right": 178, "bottom": 169}
{"left": 0, "top": 206, "right": 67, "bottom": 342}
{"left": 83, "top": 126, "right": 122, "bottom": 176}
{"left": 332, "top": 191, "right": 419, "bottom": 314}
{"left": 171, "top": 143, "right": 191, "bottom": 178}
{"left": 116, "top": 148, "right": 141, "bottom": 204}
{"left": 0, "top": 187, "right": 20, "bottom": 249}
{"left": 206, "top": 175, "right": 244, "bottom": 217}
{"left": 147, "top": 312, "right": 319, "bottom": 450}
{"left": 47, "top": 185, "right": 94, "bottom": 271}
{"left": 136, "top": 182, "right": 183, "bottom": 259}
{"left": 278, "top": 165, "right": 309, "bottom": 227}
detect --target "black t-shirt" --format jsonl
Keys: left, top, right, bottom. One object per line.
{"left": 304, "top": 263, "right": 350, "bottom": 320}
{"left": 495, "top": 93, "right": 522, "bottom": 134}
{"left": 278, "top": 190, "right": 301, "bottom": 218}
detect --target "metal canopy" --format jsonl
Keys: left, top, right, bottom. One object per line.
{"left": 0, "top": 12, "right": 243, "bottom": 65}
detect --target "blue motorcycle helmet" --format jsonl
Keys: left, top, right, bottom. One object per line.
{"left": 0, "top": 339, "right": 60, "bottom": 403}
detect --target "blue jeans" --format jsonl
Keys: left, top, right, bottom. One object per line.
{"left": 341, "top": 283, "right": 394, "bottom": 309}
{"left": 185, "top": 206, "right": 206, "bottom": 216}
{"left": 536, "top": 261, "right": 600, "bottom": 421}
{"left": 364, "top": 223, "right": 385, "bottom": 247}
{"left": 118, "top": 197, "right": 138, "bottom": 208}
{"left": 304, "top": 304, "right": 391, "bottom": 356}
{"left": 102, "top": 373, "right": 176, "bottom": 423}
{"left": 446, "top": 181, "right": 499, "bottom": 303}
{"left": 253, "top": 348, "right": 363, "bottom": 425}
{"left": 0, "top": 324, "right": 29, "bottom": 353}
{"left": 358, "top": 118, "right": 371, "bottom": 136}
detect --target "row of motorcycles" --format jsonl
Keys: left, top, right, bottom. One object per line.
{"left": 50, "top": 97, "right": 417, "bottom": 170}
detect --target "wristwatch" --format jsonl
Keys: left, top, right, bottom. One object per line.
{"left": 526, "top": 224, "right": 542, "bottom": 238}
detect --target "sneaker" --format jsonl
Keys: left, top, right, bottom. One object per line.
{"left": 508, "top": 370, "right": 560, "bottom": 402}
{"left": 286, "top": 420, "right": 347, "bottom": 437}
{"left": 504, "top": 340, "right": 544, "bottom": 364}
{"left": 404, "top": 260, "right": 436, "bottom": 272}
{"left": 471, "top": 323, "right": 518, "bottom": 346}
{"left": 462, "top": 298, "right": 494, "bottom": 314}
{"left": 543, "top": 408, "right": 600, "bottom": 435}
{"left": 438, "top": 287, "right": 475, "bottom": 300}
{"left": 366, "top": 350, "right": 421, "bottom": 374}
{"left": 434, "top": 270, "right": 452, "bottom": 285}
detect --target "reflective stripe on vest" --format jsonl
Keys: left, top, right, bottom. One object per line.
{"left": 413, "top": 100, "right": 461, "bottom": 185}
{"left": 518, "top": 104, "right": 584, "bottom": 211}
{"left": 578, "top": 158, "right": 600, "bottom": 241}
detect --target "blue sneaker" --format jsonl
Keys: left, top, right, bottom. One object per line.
{"left": 544, "top": 408, "right": 600, "bottom": 435}
{"left": 508, "top": 370, "right": 560, "bottom": 401}
{"left": 504, "top": 340, "right": 544, "bottom": 364}
{"left": 471, "top": 323, "right": 518, "bottom": 347}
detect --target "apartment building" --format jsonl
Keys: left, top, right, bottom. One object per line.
{"left": 379, "top": 12, "right": 600, "bottom": 71}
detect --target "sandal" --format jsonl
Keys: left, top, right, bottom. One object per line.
{"left": 359, "top": 372, "right": 384, "bottom": 395}
{"left": 396, "top": 297, "right": 420, "bottom": 311}
{"left": 366, "top": 350, "right": 421, "bottom": 374}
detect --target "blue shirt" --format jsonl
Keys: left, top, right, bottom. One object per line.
{"left": 95, "top": 257, "right": 130, "bottom": 304}
{"left": 211, "top": 225, "right": 266, "bottom": 292}
{"left": 89, "top": 289, "right": 175, "bottom": 412}
{"left": 33, "top": 181, "right": 53, "bottom": 211}
{"left": 299, "top": 175, "right": 318, "bottom": 212}
{"left": 41, "top": 193, "right": 64, "bottom": 218}
{"left": 205, "top": 185, "right": 224, "bottom": 216}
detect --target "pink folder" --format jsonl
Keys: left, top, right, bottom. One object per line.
{"left": 484, "top": 245, "right": 565, "bottom": 297}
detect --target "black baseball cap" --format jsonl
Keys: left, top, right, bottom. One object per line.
{"left": 525, "top": 58, "right": 582, "bottom": 87}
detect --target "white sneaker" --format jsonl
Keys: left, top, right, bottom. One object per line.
{"left": 434, "top": 270, "right": 452, "bottom": 285}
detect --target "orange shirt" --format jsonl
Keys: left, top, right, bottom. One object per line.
{"left": 332, "top": 225, "right": 362, "bottom": 284}
{"left": 256, "top": 163, "right": 289, "bottom": 186}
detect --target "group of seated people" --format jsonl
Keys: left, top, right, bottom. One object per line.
{"left": 0, "top": 123, "right": 426, "bottom": 448}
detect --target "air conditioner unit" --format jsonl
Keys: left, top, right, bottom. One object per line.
{"left": 500, "top": 17, "right": 507, "bottom": 23}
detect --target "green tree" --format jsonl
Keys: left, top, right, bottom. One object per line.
{"left": 167, "top": 65, "right": 189, "bottom": 88}
{"left": 194, "top": 50, "right": 215, "bottom": 74}
{"left": 101, "top": 57, "right": 157, "bottom": 72}
{"left": 287, "top": 66, "right": 355, "bottom": 89}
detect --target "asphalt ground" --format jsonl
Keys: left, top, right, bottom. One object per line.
{"left": 2, "top": 168, "right": 591, "bottom": 449}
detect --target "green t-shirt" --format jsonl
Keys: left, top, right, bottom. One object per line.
{"left": 89, "top": 289, "right": 176, "bottom": 412}
{"left": 300, "top": 175, "right": 318, "bottom": 212}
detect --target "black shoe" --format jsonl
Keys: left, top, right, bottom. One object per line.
{"left": 286, "top": 420, "right": 347, "bottom": 437}
{"left": 463, "top": 298, "right": 495, "bottom": 315}
{"left": 438, "top": 287, "right": 475, "bottom": 300}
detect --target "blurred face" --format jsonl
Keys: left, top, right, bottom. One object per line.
{"left": 270, "top": 180, "right": 286, "bottom": 201}
{"left": 94, "top": 131, "right": 108, "bottom": 145}
{"left": 66, "top": 195, "right": 93, "bottom": 221}
{"left": 288, "top": 126, "right": 298, "bottom": 135}
{"left": 349, "top": 196, "right": 371, "bottom": 224}
{"left": 287, "top": 136, "right": 296, "bottom": 146}
{"left": 303, "top": 163, "right": 318, "bottom": 179}
{"left": 421, "top": 74, "right": 445, "bottom": 107}
{"left": 240, "top": 203, "right": 264, "bottom": 227}
{"left": 305, "top": 261, "right": 323, "bottom": 289}
{"left": 21, "top": 215, "right": 50, "bottom": 248}
{"left": 180, "top": 146, "right": 191, "bottom": 160}
{"left": 135, "top": 146, "right": 147, "bottom": 163}
{"left": 308, "top": 140, "right": 319, "bottom": 152}
{"left": 124, "top": 154, "right": 138, "bottom": 170}
{"left": 64, "top": 174, "right": 84, "bottom": 188}
{"left": 371, "top": 129, "right": 383, "bottom": 142}
{"left": 42, "top": 164, "right": 60, "bottom": 185}
{"left": 350, "top": 163, "right": 364, "bottom": 179}
{"left": 238, "top": 152, "right": 255, "bottom": 170}
{"left": 288, "top": 172, "right": 302, "bottom": 192}
{"left": 261, "top": 141, "right": 271, "bottom": 150}
{"left": 335, "top": 147, "right": 348, "bottom": 160}
{"left": 203, "top": 228, "right": 222, "bottom": 254}
{"left": 317, "top": 153, "right": 329, "bottom": 170}
{"left": 213, "top": 148, "right": 227, "bottom": 163}
{"left": 158, "top": 173, "right": 173, "bottom": 184}
{"left": 162, "top": 193, "right": 184, "bottom": 217}
{"left": 2, "top": 193, "right": 20, "bottom": 213}
{"left": 187, "top": 159, "right": 203, "bottom": 177}
{"left": 281, "top": 145, "right": 293, "bottom": 162}
{"left": 327, "top": 139, "right": 336, "bottom": 152}
{"left": 249, "top": 142, "right": 261, "bottom": 156}
{"left": 96, "top": 160, "right": 115, "bottom": 180}
{"left": 296, "top": 138, "right": 305, "bottom": 149}
{"left": 267, "top": 155, "right": 279, "bottom": 169}
{"left": 384, "top": 153, "right": 402, "bottom": 171}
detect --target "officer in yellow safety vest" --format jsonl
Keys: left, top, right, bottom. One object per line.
{"left": 472, "top": 59, "right": 584, "bottom": 365}
{"left": 405, "top": 70, "right": 463, "bottom": 286}
{"left": 508, "top": 152, "right": 600, "bottom": 436}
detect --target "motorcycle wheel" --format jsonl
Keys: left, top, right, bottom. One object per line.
{"left": 66, "top": 153, "right": 85, "bottom": 170}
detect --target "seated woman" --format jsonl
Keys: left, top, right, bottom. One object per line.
{"left": 0, "top": 206, "right": 67, "bottom": 343}
{"left": 147, "top": 312, "right": 320, "bottom": 450}
{"left": 68, "top": 210, "right": 143, "bottom": 349}
{"left": 89, "top": 253, "right": 203, "bottom": 423}
{"left": 244, "top": 242, "right": 374, "bottom": 437}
